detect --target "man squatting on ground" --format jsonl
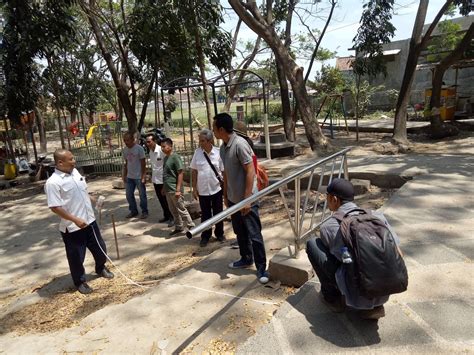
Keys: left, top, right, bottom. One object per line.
{"left": 191, "top": 128, "right": 225, "bottom": 247}
{"left": 45, "top": 149, "right": 114, "bottom": 295}
{"left": 145, "top": 133, "right": 173, "bottom": 226}
{"left": 306, "top": 178, "right": 400, "bottom": 319}
{"left": 161, "top": 137, "right": 196, "bottom": 236}
{"left": 122, "top": 131, "right": 148, "bottom": 219}
{"left": 213, "top": 113, "right": 269, "bottom": 284}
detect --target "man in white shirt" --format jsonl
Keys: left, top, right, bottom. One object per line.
{"left": 190, "top": 129, "right": 225, "bottom": 247}
{"left": 44, "top": 149, "right": 114, "bottom": 295}
{"left": 145, "top": 134, "right": 173, "bottom": 225}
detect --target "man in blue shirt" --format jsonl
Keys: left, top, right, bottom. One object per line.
{"left": 306, "top": 178, "right": 401, "bottom": 319}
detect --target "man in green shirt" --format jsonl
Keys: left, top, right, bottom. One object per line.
{"left": 161, "top": 138, "right": 195, "bottom": 236}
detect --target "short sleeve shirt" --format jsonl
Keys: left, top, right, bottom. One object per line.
{"left": 220, "top": 133, "right": 257, "bottom": 203}
{"left": 45, "top": 168, "right": 95, "bottom": 233}
{"left": 149, "top": 144, "right": 166, "bottom": 184}
{"left": 123, "top": 144, "right": 145, "bottom": 179}
{"left": 163, "top": 153, "right": 184, "bottom": 193}
{"left": 190, "top": 146, "right": 223, "bottom": 196}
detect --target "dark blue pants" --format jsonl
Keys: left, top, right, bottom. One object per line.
{"left": 153, "top": 183, "right": 172, "bottom": 220}
{"left": 199, "top": 190, "right": 224, "bottom": 241}
{"left": 229, "top": 201, "right": 267, "bottom": 273}
{"left": 61, "top": 221, "right": 107, "bottom": 287}
{"left": 306, "top": 238, "right": 342, "bottom": 302}
{"left": 125, "top": 178, "right": 148, "bottom": 214}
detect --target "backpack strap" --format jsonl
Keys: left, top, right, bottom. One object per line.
{"left": 333, "top": 208, "right": 368, "bottom": 222}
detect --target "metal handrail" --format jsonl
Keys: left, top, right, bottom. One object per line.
{"left": 186, "top": 147, "right": 351, "bottom": 256}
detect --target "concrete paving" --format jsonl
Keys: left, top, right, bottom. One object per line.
{"left": 238, "top": 154, "right": 474, "bottom": 353}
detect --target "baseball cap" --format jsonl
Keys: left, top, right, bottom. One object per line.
{"left": 327, "top": 178, "right": 355, "bottom": 201}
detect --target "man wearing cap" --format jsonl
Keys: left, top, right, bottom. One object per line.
{"left": 306, "top": 178, "right": 400, "bottom": 319}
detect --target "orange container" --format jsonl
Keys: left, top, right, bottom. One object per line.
{"left": 425, "top": 87, "right": 456, "bottom": 120}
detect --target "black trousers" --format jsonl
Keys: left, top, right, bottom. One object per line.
{"left": 306, "top": 238, "right": 342, "bottom": 302}
{"left": 199, "top": 190, "right": 224, "bottom": 240}
{"left": 60, "top": 221, "right": 107, "bottom": 287}
{"left": 229, "top": 201, "right": 267, "bottom": 273}
{"left": 153, "top": 183, "right": 172, "bottom": 220}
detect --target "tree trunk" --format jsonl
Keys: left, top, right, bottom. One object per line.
{"left": 137, "top": 68, "right": 157, "bottom": 131}
{"left": 429, "top": 22, "right": 474, "bottom": 138}
{"left": 393, "top": 0, "right": 453, "bottom": 144}
{"left": 193, "top": 15, "right": 213, "bottom": 129}
{"left": 56, "top": 105, "right": 65, "bottom": 149}
{"left": 82, "top": 0, "right": 137, "bottom": 133}
{"left": 276, "top": 59, "right": 294, "bottom": 141}
{"left": 228, "top": 0, "right": 328, "bottom": 150}
{"left": 35, "top": 107, "right": 47, "bottom": 153}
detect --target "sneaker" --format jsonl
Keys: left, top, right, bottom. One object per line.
{"left": 167, "top": 219, "right": 175, "bottom": 227}
{"left": 320, "top": 294, "right": 345, "bottom": 313}
{"left": 77, "top": 282, "right": 93, "bottom": 294}
{"left": 126, "top": 212, "right": 138, "bottom": 219}
{"left": 257, "top": 270, "right": 270, "bottom": 284}
{"left": 169, "top": 229, "right": 184, "bottom": 236}
{"left": 359, "top": 305, "right": 385, "bottom": 320}
{"left": 200, "top": 239, "right": 209, "bottom": 247}
{"left": 230, "top": 240, "right": 239, "bottom": 249}
{"left": 228, "top": 258, "right": 253, "bottom": 269}
{"left": 216, "top": 236, "right": 226, "bottom": 243}
{"left": 140, "top": 212, "right": 148, "bottom": 219}
{"left": 98, "top": 267, "right": 114, "bottom": 279}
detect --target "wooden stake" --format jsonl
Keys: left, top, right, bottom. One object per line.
{"left": 111, "top": 213, "right": 120, "bottom": 259}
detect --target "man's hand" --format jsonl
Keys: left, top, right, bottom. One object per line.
{"left": 241, "top": 204, "right": 251, "bottom": 216}
{"left": 122, "top": 175, "right": 127, "bottom": 184}
{"left": 224, "top": 196, "right": 229, "bottom": 208}
{"left": 192, "top": 189, "right": 199, "bottom": 200}
{"left": 141, "top": 176, "right": 146, "bottom": 185}
{"left": 175, "top": 190, "right": 182, "bottom": 198}
{"left": 74, "top": 218, "right": 88, "bottom": 229}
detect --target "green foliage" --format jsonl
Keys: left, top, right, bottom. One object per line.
{"left": 426, "top": 20, "right": 463, "bottom": 62}
{"left": 268, "top": 102, "right": 283, "bottom": 122}
{"left": 346, "top": 79, "right": 384, "bottom": 118}
{"left": 311, "top": 65, "right": 345, "bottom": 95}
{"left": 352, "top": 0, "right": 395, "bottom": 78}
{"left": 293, "top": 32, "right": 335, "bottom": 62}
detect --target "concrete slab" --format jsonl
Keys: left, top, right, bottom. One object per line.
{"left": 268, "top": 247, "right": 314, "bottom": 287}
{"left": 408, "top": 300, "right": 474, "bottom": 341}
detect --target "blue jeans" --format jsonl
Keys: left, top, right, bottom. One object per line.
{"left": 125, "top": 178, "right": 148, "bottom": 214}
{"left": 229, "top": 201, "right": 267, "bottom": 273}
{"left": 306, "top": 238, "right": 342, "bottom": 302}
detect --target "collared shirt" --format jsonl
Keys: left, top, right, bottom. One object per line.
{"left": 190, "top": 146, "right": 223, "bottom": 196}
{"left": 220, "top": 133, "right": 257, "bottom": 203}
{"left": 149, "top": 144, "right": 166, "bottom": 184}
{"left": 45, "top": 168, "right": 95, "bottom": 233}
{"left": 123, "top": 144, "right": 146, "bottom": 179}
{"left": 163, "top": 153, "right": 185, "bottom": 193}
{"left": 319, "top": 202, "right": 400, "bottom": 309}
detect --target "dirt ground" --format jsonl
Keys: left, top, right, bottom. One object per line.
{"left": 0, "top": 125, "right": 472, "bottom": 350}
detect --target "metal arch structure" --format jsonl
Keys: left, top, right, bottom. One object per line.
{"left": 209, "top": 69, "right": 271, "bottom": 160}
{"left": 160, "top": 76, "right": 204, "bottom": 151}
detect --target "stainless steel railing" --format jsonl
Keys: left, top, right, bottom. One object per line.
{"left": 186, "top": 147, "right": 351, "bottom": 257}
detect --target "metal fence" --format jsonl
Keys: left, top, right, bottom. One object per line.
{"left": 187, "top": 147, "right": 351, "bottom": 257}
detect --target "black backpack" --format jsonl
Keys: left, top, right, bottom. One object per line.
{"left": 334, "top": 208, "right": 408, "bottom": 298}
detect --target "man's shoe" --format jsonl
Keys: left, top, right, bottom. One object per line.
{"left": 320, "top": 294, "right": 345, "bottom": 313}
{"left": 159, "top": 217, "right": 169, "bottom": 223}
{"left": 216, "top": 236, "right": 226, "bottom": 243}
{"left": 228, "top": 258, "right": 253, "bottom": 269}
{"left": 126, "top": 212, "right": 138, "bottom": 219}
{"left": 200, "top": 239, "right": 209, "bottom": 247}
{"left": 169, "top": 229, "right": 184, "bottom": 236}
{"left": 99, "top": 267, "right": 114, "bottom": 279}
{"left": 257, "top": 270, "right": 270, "bottom": 284}
{"left": 77, "top": 282, "right": 93, "bottom": 294}
{"left": 359, "top": 305, "right": 385, "bottom": 320}
{"left": 167, "top": 219, "right": 175, "bottom": 227}
{"left": 230, "top": 240, "right": 239, "bottom": 249}
{"left": 140, "top": 212, "right": 148, "bottom": 219}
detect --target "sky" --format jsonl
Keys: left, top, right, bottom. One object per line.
{"left": 219, "top": 0, "right": 458, "bottom": 79}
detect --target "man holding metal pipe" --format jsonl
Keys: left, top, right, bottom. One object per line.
{"left": 212, "top": 113, "right": 269, "bottom": 284}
